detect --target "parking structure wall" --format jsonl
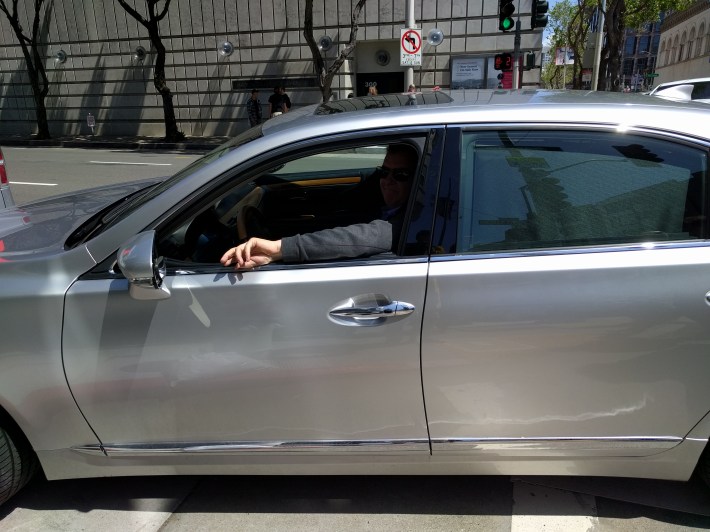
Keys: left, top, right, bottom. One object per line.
{"left": 0, "top": 0, "right": 543, "bottom": 138}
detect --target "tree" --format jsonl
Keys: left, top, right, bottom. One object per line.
{"left": 544, "top": 0, "right": 594, "bottom": 89}
{"left": 303, "top": 0, "right": 368, "bottom": 102}
{"left": 0, "top": 0, "right": 52, "bottom": 139}
{"left": 117, "top": 0, "right": 184, "bottom": 140}
{"left": 598, "top": 0, "right": 694, "bottom": 91}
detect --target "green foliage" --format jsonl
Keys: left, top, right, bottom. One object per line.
{"left": 544, "top": 0, "right": 696, "bottom": 90}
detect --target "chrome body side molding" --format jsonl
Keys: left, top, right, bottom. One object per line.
{"left": 73, "top": 436, "right": 681, "bottom": 458}
{"left": 73, "top": 439, "right": 431, "bottom": 456}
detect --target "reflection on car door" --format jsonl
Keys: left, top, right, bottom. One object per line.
{"left": 422, "top": 127, "right": 710, "bottom": 459}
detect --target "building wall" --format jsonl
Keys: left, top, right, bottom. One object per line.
{"left": 657, "top": 1, "right": 710, "bottom": 85}
{"left": 0, "top": 0, "right": 543, "bottom": 138}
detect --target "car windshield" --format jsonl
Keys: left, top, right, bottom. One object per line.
{"left": 104, "top": 126, "right": 263, "bottom": 229}
{"left": 64, "top": 126, "right": 263, "bottom": 248}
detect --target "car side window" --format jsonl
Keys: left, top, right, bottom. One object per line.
{"left": 456, "top": 130, "right": 708, "bottom": 253}
{"left": 157, "top": 139, "right": 426, "bottom": 265}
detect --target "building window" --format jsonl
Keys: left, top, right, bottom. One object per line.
{"left": 625, "top": 36, "right": 636, "bottom": 55}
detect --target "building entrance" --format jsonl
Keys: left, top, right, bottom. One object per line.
{"left": 356, "top": 72, "right": 405, "bottom": 96}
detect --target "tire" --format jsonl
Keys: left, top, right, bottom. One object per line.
{"left": 0, "top": 425, "right": 38, "bottom": 506}
{"left": 699, "top": 445, "right": 710, "bottom": 489}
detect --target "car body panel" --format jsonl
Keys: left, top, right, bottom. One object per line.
{"left": 0, "top": 179, "right": 159, "bottom": 256}
{"left": 1, "top": 90, "right": 710, "bottom": 489}
{"left": 423, "top": 246, "right": 710, "bottom": 454}
{"left": 0, "top": 146, "right": 14, "bottom": 209}
{"left": 62, "top": 263, "right": 430, "bottom": 447}
{"left": 0, "top": 247, "right": 103, "bottom": 451}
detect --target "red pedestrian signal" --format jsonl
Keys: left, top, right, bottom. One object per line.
{"left": 494, "top": 53, "right": 513, "bottom": 71}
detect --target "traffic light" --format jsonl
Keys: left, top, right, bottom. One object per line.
{"left": 499, "top": 0, "right": 515, "bottom": 31}
{"left": 494, "top": 53, "right": 513, "bottom": 71}
{"left": 531, "top": 0, "right": 549, "bottom": 29}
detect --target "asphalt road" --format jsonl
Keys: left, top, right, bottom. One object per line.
{"left": 1, "top": 474, "right": 709, "bottom": 531}
{"left": 3, "top": 146, "right": 202, "bottom": 205}
{"left": 1, "top": 146, "right": 710, "bottom": 530}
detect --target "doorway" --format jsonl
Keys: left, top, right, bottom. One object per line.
{"left": 356, "top": 72, "right": 405, "bottom": 96}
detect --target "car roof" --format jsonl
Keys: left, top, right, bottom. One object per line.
{"left": 650, "top": 77, "right": 710, "bottom": 92}
{"left": 261, "top": 89, "right": 710, "bottom": 144}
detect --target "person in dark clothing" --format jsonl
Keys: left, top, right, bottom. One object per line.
{"left": 246, "top": 89, "right": 262, "bottom": 127}
{"left": 220, "top": 143, "right": 417, "bottom": 269}
{"left": 280, "top": 86, "right": 292, "bottom": 110}
{"left": 268, "top": 87, "right": 287, "bottom": 117}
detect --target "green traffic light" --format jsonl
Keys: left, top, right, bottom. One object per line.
{"left": 501, "top": 17, "right": 514, "bottom": 31}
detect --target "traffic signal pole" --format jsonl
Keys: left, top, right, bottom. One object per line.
{"left": 513, "top": 19, "right": 521, "bottom": 89}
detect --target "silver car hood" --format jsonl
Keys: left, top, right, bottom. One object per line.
{"left": 0, "top": 179, "right": 161, "bottom": 256}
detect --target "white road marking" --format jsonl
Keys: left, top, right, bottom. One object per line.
{"left": 512, "top": 481, "right": 599, "bottom": 532}
{"left": 9, "top": 181, "right": 58, "bottom": 186}
{"left": 89, "top": 161, "right": 172, "bottom": 166}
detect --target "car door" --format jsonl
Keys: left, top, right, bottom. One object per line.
{"left": 61, "top": 131, "right": 441, "bottom": 457}
{"left": 422, "top": 126, "right": 710, "bottom": 458}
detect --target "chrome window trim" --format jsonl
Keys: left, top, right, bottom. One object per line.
{"left": 430, "top": 240, "right": 710, "bottom": 263}
{"left": 456, "top": 122, "right": 710, "bottom": 149}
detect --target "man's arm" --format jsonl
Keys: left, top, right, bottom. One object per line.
{"left": 221, "top": 219, "right": 394, "bottom": 268}
{"left": 281, "top": 220, "right": 392, "bottom": 262}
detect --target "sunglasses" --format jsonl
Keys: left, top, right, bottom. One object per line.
{"left": 377, "top": 166, "right": 413, "bottom": 182}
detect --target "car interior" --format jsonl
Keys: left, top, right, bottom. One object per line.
{"left": 157, "top": 141, "right": 423, "bottom": 264}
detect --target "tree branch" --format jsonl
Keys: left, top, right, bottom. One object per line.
{"left": 116, "top": 0, "right": 149, "bottom": 29}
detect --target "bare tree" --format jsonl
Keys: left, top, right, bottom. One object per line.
{"left": 0, "top": 0, "right": 51, "bottom": 138}
{"left": 304, "top": 0, "right": 368, "bottom": 102}
{"left": 116, "top": 0, "right": 183, "bottom": 140}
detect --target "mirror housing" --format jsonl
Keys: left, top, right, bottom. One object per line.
{"left": 117, "top": 231, "right": 170, "bottom": 300}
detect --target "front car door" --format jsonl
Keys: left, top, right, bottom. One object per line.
{"left": 422, "top": 126, "right": 710, "bottom": 464}
{"left": 61, "top": 130, "right": 442, "bottom": 463}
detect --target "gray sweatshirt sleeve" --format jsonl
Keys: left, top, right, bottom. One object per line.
{"left": 280, "top": 219, "right": 393, "bottom": 263}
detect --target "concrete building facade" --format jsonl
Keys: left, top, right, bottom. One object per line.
{"left": 0, "top": 0, "right": 543, "bottom": 138}
{"left": 657, "top": 0, "right": 710, "bottom": 86}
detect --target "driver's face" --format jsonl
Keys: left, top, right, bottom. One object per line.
{"left": 379, "top": 151, "right": 415, "bottom": 209}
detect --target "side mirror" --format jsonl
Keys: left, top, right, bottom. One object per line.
{"left": 117, "top": 231, "right": 170, "bottom": 300}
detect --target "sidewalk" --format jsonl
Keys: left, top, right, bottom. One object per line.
{"left": 0, "top": 134, "right": 229, "bottom": 152}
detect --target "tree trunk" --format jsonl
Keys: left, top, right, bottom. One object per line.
{"left": 600, "top": 0, "right": 625, "bottom": 91}
{"left": 148, "top": 25, "right": 182, "bottom": 141}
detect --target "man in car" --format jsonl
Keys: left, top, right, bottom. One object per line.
{"left": 220, "top": 143, "right": 417, "bottom": 269}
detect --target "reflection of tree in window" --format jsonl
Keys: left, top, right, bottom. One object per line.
{"left": 612, "top": 143, "right": 664, "bottom": 164}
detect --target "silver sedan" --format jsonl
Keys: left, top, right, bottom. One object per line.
{"left": 1, "top": 90, "right": 710, "bottom": 506}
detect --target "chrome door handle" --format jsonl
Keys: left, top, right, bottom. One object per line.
{"left": 329, "top": 301, "right": 415, "bottom": 319}
{"left": 328, "top": 294, "right": 415, "bottom": 327}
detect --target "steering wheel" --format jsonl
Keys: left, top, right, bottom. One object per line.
{"left": 237, "top": 204, "right": 271, "bottom": 240}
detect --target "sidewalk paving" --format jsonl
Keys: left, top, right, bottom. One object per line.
{"left": 0, "top": 134, "right": 229, "bottom": 152}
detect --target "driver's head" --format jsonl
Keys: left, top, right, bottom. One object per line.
{"left": 379, "top": 143, "right": 418, "bottom": 209}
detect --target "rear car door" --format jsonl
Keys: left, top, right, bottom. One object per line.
{"left": 422, "top": 126, "right": 710, "bottom": 458}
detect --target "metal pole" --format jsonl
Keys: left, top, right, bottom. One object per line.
{"left": 513, "top": 19, "right": 521, "bottom": 89}
{"left": 405, "top": 0, "right": 415, "bottom": 90}
{"left": 591, "top": 0, "right": 606, "bottom": 91}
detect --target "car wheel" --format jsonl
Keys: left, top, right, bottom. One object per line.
{"left": 698, "top": 445, "right": 710, "bottom": 489}
{"left": 0, "top": 425, "right": 38, "bottom": 506}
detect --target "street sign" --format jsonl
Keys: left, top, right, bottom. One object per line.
{"left": 646, "top": 73, "right": 659, "bottom": 77}
{"left": 400, "top": 28, "right": 422, "bottom": 66}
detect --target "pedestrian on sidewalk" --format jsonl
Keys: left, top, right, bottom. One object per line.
{"left": 246, "top": 89, "right": 262, "bottom": 127}
{"left": 268, "top": 87, "right": 288, "bottom": 118}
